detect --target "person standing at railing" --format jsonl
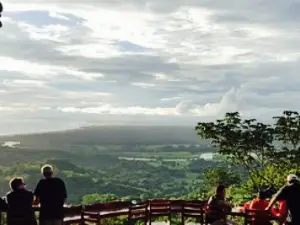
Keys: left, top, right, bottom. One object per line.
{"left": 33, "top": 165, "right": 67, "bottom": 225}
{"left": 266, "top": 174, "right": 300, "bottom": 225}
{"left": 6, "top": 177, "right": 37, "bottom": 225}
{"left": 0, "top": 1, "right": 3, "bottom": 28}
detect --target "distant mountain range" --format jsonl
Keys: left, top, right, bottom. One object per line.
{"left": 0, "top": 125, "right": 207, "bottom": 148}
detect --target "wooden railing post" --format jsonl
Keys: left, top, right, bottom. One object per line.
{"left": 80, "top": 205, "right": 84, "bottom": 225}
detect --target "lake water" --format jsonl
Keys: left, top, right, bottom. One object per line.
{"left": 2, "top": 141, "right": 20, "bottom": 148}
{"left": 118, "top": 152, "right": 214, "bottom": 162}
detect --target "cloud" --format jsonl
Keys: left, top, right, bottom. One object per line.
{"left": 1, "top": 0, "right": 300, "bottom": 134}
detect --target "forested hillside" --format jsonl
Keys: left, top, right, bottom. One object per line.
{"left": 0, "top": 126, "right": 205, "bottom": 150}
{"left": 1, "top": 111, "right": 299, "bottom": 206}
{"left": 0, "top": 141, "right": 220, "bottom": 204}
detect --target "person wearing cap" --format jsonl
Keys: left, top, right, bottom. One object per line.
{"left": 6, "top": 177, "right": 36, "bottom": 225}
{"left": 266, "top": 174, "right": 300, "bottom": 225}
{"left": 33, "top": 165, "right": 67, "bottom": 225}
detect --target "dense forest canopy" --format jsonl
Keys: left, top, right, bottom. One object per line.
{"left": 0, "top": 142, "right": 218, "bottom": 204}
{"left": 0, "top": 126, "right": 206, "bottom": 149}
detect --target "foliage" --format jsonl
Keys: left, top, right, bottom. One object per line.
{"left": 203, "top": 167, "right": 241, "bottom": 187}
{"left": 273, "top": 111, "right": 300, "bottom": 165}
{"left": 82, "top": 194, "right": 118, "bottom": 204}
{"left": 0, "top": 143, "right": 225, "bottom": 203}
{"left": 195, "top": 110, "right": 300, "bottom": 189}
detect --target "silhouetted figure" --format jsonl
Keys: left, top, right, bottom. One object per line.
{"left": 34, "top": 165, "right": 67, "bottom": 225}
{"left": 6, "top": 177, "right": 36, "bottom": 225}
{"left": 0, "top": 1, "right": 3, "bottom": 28}
{"left": 267, "top": 174, "right": 300, "bottom": 225}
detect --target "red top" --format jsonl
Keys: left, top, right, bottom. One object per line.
{"left": 244, "top": 201, "right": 251, "bottom": 209}
{"left": 273, "top": 201, "right": 287, "bottom": 219}
{"left": 249, "top": 199, "right": 272, "bottom": 225}
{"left": 249, "top": 199, "right": 269, "bottom": 210}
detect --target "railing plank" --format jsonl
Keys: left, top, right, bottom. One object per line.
{"left": 0, "top": 200, "right": 283, "bottom": 225}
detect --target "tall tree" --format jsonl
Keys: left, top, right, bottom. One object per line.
{"left": 273, "top": 111, "right": 300, "bottom": 166}
{"left": 195, "top": 112, "right": 275, "bottom": 188}
{"left": 196, "top": 110, "right": 300, "bottom": 189}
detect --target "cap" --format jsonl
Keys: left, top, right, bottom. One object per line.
{"left": 287, "top": 174, "right": 299, "bottom": 182}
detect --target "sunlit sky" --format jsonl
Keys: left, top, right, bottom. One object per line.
{"left": 1, "top": 0, "right": 300, "bottom": 134}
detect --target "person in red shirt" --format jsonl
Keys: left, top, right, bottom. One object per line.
{"left": 249, "top": 191, "right": 272, "bottom": 225}
{"left": 244, "top": 201, "right": 251, "bottom": 211}
{"left": 272, "top": 201, "right": 288, "bottom": 225}
{"left": 250, "top": 191, "right": 269, "bottom": 210}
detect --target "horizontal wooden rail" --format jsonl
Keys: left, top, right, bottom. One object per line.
{"left": 0, "top": 200, "right": 281, "bottom": 225}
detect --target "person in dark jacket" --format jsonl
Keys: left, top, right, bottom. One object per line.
{"left": 6, "top": 177, "right": 37, "bottom": 225}
{"left": 0, "top": 1, "right": 3, "bottom": 28}
{"left": 266, "top": 174, "right": 300, "bottom": 225}
{"left": 34, "top": 164, "right": 67, "bottom": 225}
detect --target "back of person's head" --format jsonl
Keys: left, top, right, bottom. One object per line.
{"left": 287, "top": 174, "right": 299, "bottom": 184}
{"left": 215, "top": 184, "right": 226, "bottom": 195}
{"left": 41, "top": 164, "right": 54, "bottom": 178}
{"left": 9, "top": 177, "right": 24, "bottom": 191}
{"left": 258, "top": 190, "right": 267, "bottom": 200}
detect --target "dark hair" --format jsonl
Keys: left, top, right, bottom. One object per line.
{"left": 258, "top": 191, "right": 267, "bottom": 200}
{"left": 263, "top": 186, "right": 277, "bottom": 199}
{"left": 216, "top": 184, "right": 226, "bottom": 194}
{"left": 9, "top": 177, "right": 24, "bottom": 191}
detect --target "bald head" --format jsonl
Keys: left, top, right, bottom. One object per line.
{"left": 41, "top": 164, "right": 54, "bottom": 178}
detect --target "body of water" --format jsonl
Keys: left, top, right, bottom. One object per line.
{"left": 118, "top": 152, "right": 214, "bottom": 162}
{"left": 2, "top": 141, "right": 20, "bottom": 148}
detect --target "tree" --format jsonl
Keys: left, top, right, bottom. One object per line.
{"left": 195, "top": 111, "right": 300, "bottom": 189}
{"left": 82, "top": 193, "right": 118, "bottom": 204}
{"left": 195, "top": 112, "right": 275, "bottom": 188}
{"left": 273, "top": 111, "right": 300, "bottom": 166}
{"left": 203, "top": 167, "right": 241, "bottom": 187}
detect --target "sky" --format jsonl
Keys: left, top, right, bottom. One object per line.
{"left": 1, "top": 0, "right": 300, "bottom": 134}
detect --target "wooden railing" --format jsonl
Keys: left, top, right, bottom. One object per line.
{"left": 0, "top": 200, "right": 281, "bottom": 225}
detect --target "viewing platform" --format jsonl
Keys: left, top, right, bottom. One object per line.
{"left": 0, "top": 199, "right": 281, "bottom": 225}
